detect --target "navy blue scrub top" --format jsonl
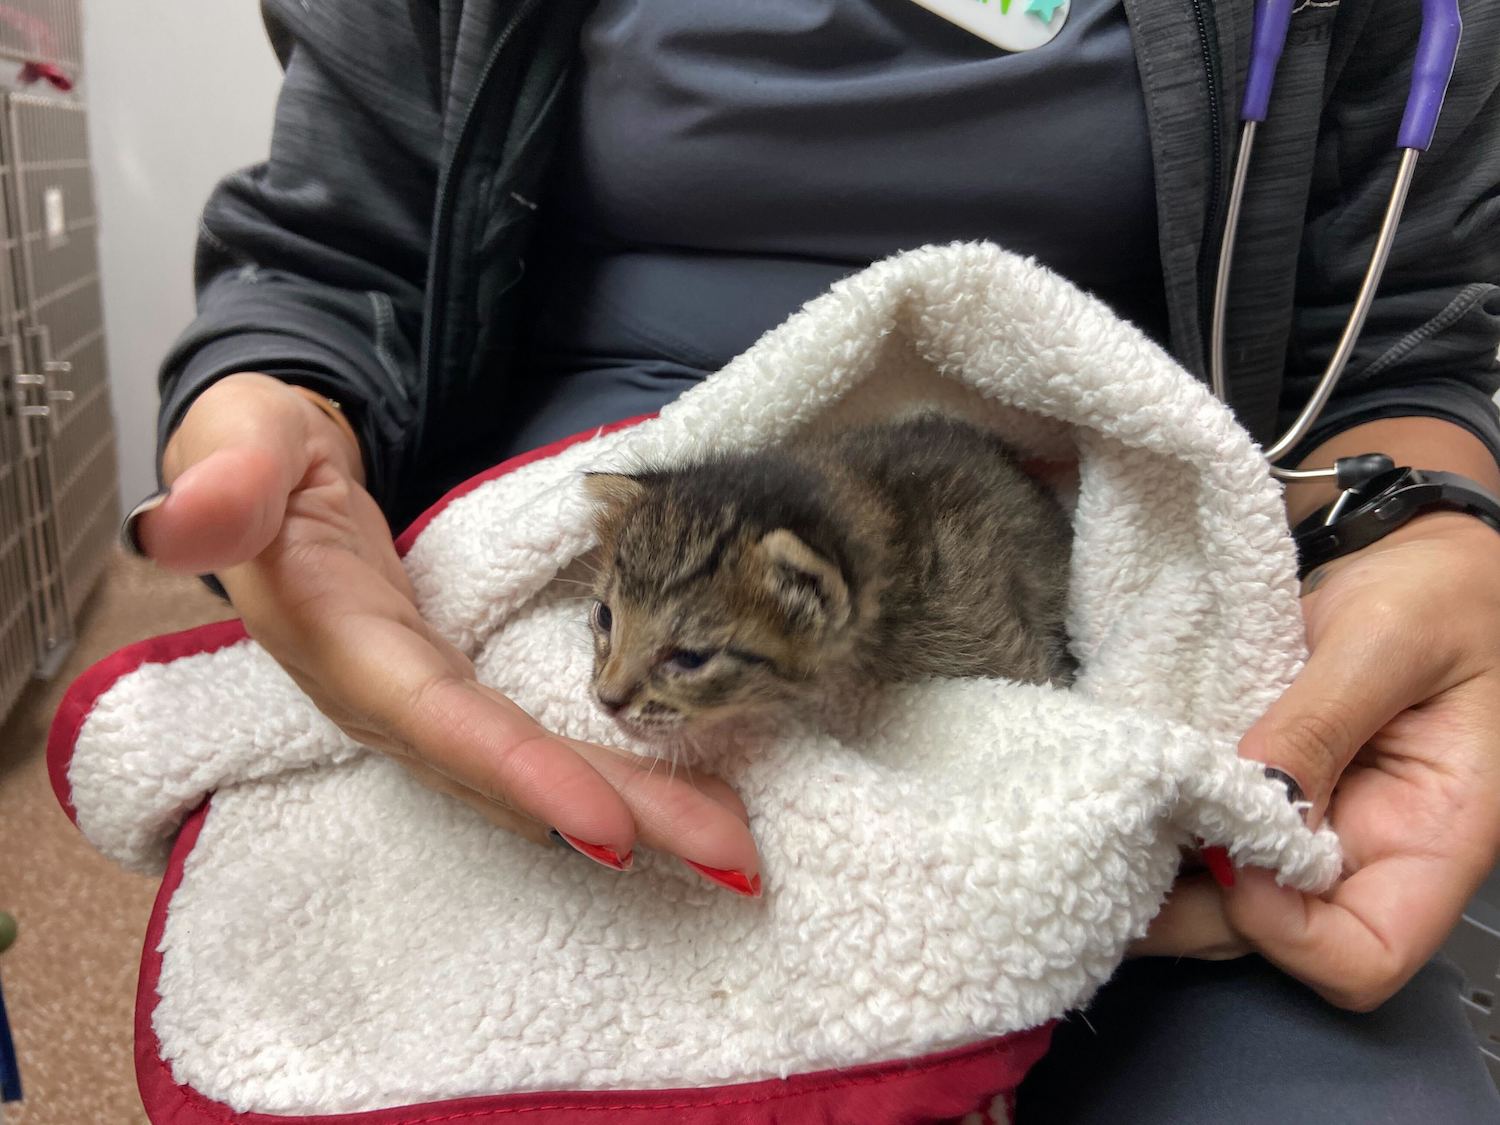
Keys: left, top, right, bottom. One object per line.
{"left": 508, "top": 0, "right": 1163, "bottom": 454}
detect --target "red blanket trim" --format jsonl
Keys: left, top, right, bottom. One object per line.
{"left": 46, "top": 618, "right": 250, "bottom": 826}
{"left": 136, "top": 808, "right": 1052, "bottom": 1123}
{"left": 56, "top": 415, "right": 1056, "bottom": 1121}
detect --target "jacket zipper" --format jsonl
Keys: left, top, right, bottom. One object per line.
{"left": 421, "top": 0, "right": 545, "bottom": 403}
{"left": 1190, "top": 0, "right": 1226, "bottom": 366}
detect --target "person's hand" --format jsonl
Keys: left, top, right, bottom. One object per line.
{"left": 1135, "top": 512, "right": 1500, "bottom": 1009}
{"left": 130, "top": 373, "right": 762, "bottom": 892}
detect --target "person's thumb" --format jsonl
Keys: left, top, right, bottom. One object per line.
{"left": 128, "top": 375, "right": 313, "bottom": 575}
{"left": 1237, "top": 610, "right": 1431, "bottom": 823}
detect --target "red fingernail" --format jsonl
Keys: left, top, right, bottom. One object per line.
{"left": 1200, "top": 845, "right": 1235, "bottom": 888}
{"left": 684, "top": 860, "right": 762, "bottom": 897}
{"left": 554, "top": 831, "right": 633, "bottom": 871}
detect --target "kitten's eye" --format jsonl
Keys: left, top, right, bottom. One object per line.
{"left": 664, "top": 648, "right": 715, "bottom": 673}
{"left": 591, "top": 601, "right": 613, "bottom": 633}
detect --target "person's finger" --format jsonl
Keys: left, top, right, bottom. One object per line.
{"left": 136, "top": 377, "right": 313, "bottom": 572}
{"left": 354, "top": 669, "right": 760, "bottom": 883}
{"left": 136, "top": 445, "right": 304, "bottom": 573}
{"left": 222, "top": 531, "right": 640, "bottom": 858}
{"left": 346, "top": 635, "right": 642, "bottom": 859}
{"left": 285, "top": 600, "right": 761, "bottom": 883}
{"left": 240, "top": 545, "right": 759, "bottom": 881}
{"left": 1128, "top": 874, "right": 1249, "bottom": 960}
{"left": 394, "top": 755, "right": 553, "bottom": 845}
{"left": 690, "top": 772, "right": 752, "bottom": 826}
{"left": 1223, "top": 854, "right": 1486, "bottom": 1011}
{"left": 376, "top": 689, "right": 759, "bottom": 883}
{"left": 397, "top": 745, "right": 761, "bottom": 895}
{"left": 562, "top": 739, "right": 762, "bottom": 892}
{"left": 1237, "top": 607, "right": 1446, "bottom": 819}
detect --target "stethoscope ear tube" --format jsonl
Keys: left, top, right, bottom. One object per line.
{"left": 1211, "top": 0, "right": 1464, "bottom": 482}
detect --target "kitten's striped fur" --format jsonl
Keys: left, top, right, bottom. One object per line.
{"left": 585, "top": 414, "right": 1073, "bottom": 737}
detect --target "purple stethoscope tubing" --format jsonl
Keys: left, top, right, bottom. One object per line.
{"left": 1211, "top": 0, "right": 1465, "bottom": 480}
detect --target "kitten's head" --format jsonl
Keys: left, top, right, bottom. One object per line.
{"left": 583, "top": 471, "right": 854, "bottom": 738}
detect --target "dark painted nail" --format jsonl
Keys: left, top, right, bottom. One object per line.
{"left": 550, "top": 829, "right": 632, "bottom": 871}
{"left": 683, "top": 859, "right": 762, "bottom": 898}
{"left": 119, "top": 488, "right": 169, "bottom": 558}
{"left": 1264, "top": 767, "right": 1307, "bottom": 808}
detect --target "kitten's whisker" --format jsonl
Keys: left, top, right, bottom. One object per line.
{"left": 566, "top": 559, "right": 604, "bottom": 581}
{"left": 681, "top": 731, "right": 709, "bottom": 790}
{"left": 549, "top": 577, "right": 601, "bottom": 591}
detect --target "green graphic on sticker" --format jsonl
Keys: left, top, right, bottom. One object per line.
{"left": 979, "top": 0, "right": 1062, "bottom": 18}
{"left": 956, "top": 0, "right": 1069, "bottom": 47}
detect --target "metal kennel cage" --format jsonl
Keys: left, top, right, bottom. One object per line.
{"left": 0, "top": 161, "right": 36, "bottom": 719}
{"left": 0, "top": 0, "right": 80, "bottom": 74}
{"left": 5, "top": 94, "right": 118, "bottom": 651}
{"left": 0, "top": 0, "right": 116, "bottom": 718}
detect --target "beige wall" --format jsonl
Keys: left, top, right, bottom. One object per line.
{"left": 83, "top": 0, "right": 282, "bottom": 503}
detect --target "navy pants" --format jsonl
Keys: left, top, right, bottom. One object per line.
{"left": 1017, "top": 956, "right": 1498, "bottom": 1123}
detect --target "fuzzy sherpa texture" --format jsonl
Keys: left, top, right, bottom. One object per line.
{"left": 65, "top": 243, "right": 1341, "bottom": 1116}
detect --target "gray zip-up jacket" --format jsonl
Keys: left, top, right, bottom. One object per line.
{"left": 160, "top": 0, "right": 1500, "bottom": 527}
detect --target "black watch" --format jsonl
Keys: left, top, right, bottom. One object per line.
{"left": 1292, "top": 465, "right": 1500, "bottom": 581}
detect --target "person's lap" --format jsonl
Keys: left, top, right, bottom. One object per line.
{"left": 499, "top": 379, "right": 1497, "bottom": 1123}
{"left": 1015, "top": 955, "right": 1498, "bottom": 1123}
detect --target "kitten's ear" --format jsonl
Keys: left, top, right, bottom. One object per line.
{"left": 758, "top": 529, "right": 850, "bottom": 635}
{"left": 583, "top": 472, "right": 646, "bottom": 513}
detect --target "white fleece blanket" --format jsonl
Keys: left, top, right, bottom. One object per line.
{"left": 66, "top": 243, "right": 1340, "bottom": 1117}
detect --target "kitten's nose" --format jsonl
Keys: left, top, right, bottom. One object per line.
{"left": 595, "top": 687, "right": 632, "bottom": 716}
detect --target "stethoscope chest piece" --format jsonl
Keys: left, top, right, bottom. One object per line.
{"left": 908, "top": 0, "right": 1071, "bottom": 53}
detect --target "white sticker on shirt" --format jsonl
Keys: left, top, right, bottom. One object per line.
{"left": 908, "top": 0, "right": 1071, "bottom": 52}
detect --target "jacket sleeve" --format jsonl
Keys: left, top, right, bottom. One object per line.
{"left": 157, "top": 0, "right": 444, "bottom": 509}
{"left": 1284, "top": 0, "right": 1500, "bottom": 467}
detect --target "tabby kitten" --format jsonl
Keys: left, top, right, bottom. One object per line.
{"left": 583, "top": 414, "right": 1073, "bottom": 738}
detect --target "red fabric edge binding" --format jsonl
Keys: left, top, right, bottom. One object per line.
{"left": 137, "top": 821, "right": 1052, "bottom": 1124}
{"left": 54, "top": 415, "right": 1056, "bottom": 1122}
{"left": 45, "top": 618, "right": 250, "bottom": 826}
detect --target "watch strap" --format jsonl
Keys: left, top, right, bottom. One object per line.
{"left": 1292, "top": 468, "right": 1500, "bottom": 580}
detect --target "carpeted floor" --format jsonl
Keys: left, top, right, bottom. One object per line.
{"left": 0, "top": 551, "right": 228, "bottom": 1125}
